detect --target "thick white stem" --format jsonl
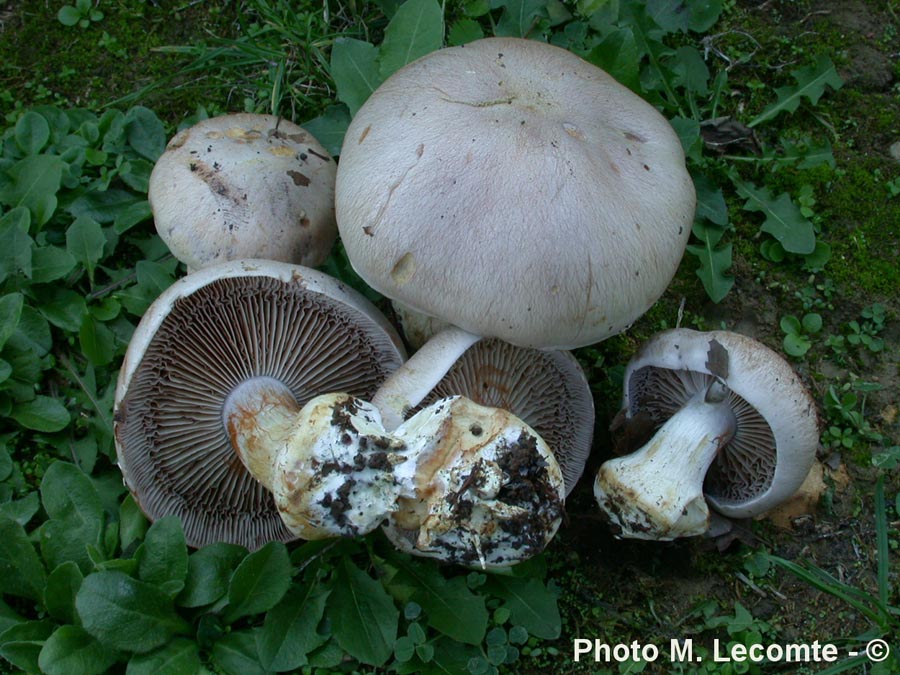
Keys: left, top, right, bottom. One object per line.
{"left": 595, "top": 385, "right": 737, "bottom": 540}
{"left": 223, "top": 377, "right": 300, "bottom": 491}
{"left": 372, "top": 325, "right": 481, "bottom": 431}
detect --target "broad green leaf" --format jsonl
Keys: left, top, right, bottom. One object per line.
{"left": 68, "top": 189, "right": 144, "bottom": 224}
{"left": 687, "top": 230, "right": 733, "bottom": 302}
{"left": 0, "top": 155, "right": 64, "bottom": 228}
{"left": 693, "top": 173, "right": 728, "bottom": 226}
{"left": 645, "top": 0, "right": 689, "bottom": 33}
{"left": 488, "top": 576, "right": 560, "bottom": 639}
{"left": 448, "top": 18, "right": 484, "bottom": 46}
{"left": 585, "top": 27, "right": 641, "bottom": 92}
{"left": 9, "top": 304, "right": 52, "bottom": 355}
{"left": 119, "top": 494, "right": 149, "bottom": 551}
{"left": 38, "top": 624, "right": 116, "bottom": 675}
{"left": 224, "top": 541, "right": 291, "bottom": 621}
{"left": 30, "top": 245, "right": 76, "bottom": 282}
{"left": 749, "top": 55, "right": 842, "bottom": 127}
{"left": 45, "top": 562, "right": 84, "bottom": 625}
{"left": 688, "top": 0, "right": 723, "bottom": 32}
{"left": 66, "top": 215, "right": 106, "bottom": 281}
{"left": 118, "top": 159, "right": 153, "bottom": 193}
{"left": 11, "top": 395, "right": 71, "bottom": 432}
{"left": 734, "top": 180, "right": 815, "bottom": 254}
{"left": 670, "top": 46, "right": 709, "bottom": 96}
{"left": 15, "top": 112, "right": 51, "bottom": 155}
{"left": 79, "top": 314, "right": 116, "bottom": 366}
{"left": 495, "top": 0, "right": 550, "bottom": 37}
{"left": 211, "top": 630, "right": 267, "bottom": 675}
{"left": 0, "top": 491, "right": 41, "bottom": 526}
{"left": 75, "top": 571, "right": 190, "bottom": 653}
{"left": 135, "top": 260, "right": 175, "bottom": 297}
{"left": 40, "top": 461, "right": 104, "bottom": 573}
{"left": 257, "top": 581, "right": 330, "bottom": 671}
{"left": 386, "top": 556, "right": 488, "bottom": 645}
{"left": 38, "top": 289, "right": 87, "bottom": 332}
{"left": 113, "top": 199, "right": 152, "bottom": 233}
{"left": 0, "top": 620, "right": 55, "bottom": 673}
{"left": 125, "top": 107, "right": 167, "bottom": 161}
{"left": 330, "top": 558, "right": 398, "bottom": 666}
{"left": 0, "top": 293, "right": 24, "bottom": 351}
{"left": 0, "top": 446, "right": 10, "bottom": 481}
{"left": 138, "top": 516, "right": 188, "bottom": 598}
{"left": 379, "top": 0, "right": 444, "bottom": 79}
{"left": 396, "top": 636, "right": 481, "bottom": 675}
{"left": 126, "top": 638, "right": 201, "bottom": 675}
{"left": 58, "top": 5, "right": 82, "bottom": 26}
{"left": 178, "top": 542, "right": 247, "bottom": 608}
{"left": 0, "top": 207, "right": 33, "bottom": 282}
{"left": 783, "top": 332, "right": 811, "bottom": 357}
{"left": 303, "top": 105, "right": 351, "bottom": 157}
{"left": 0, "top": 516, "right": 47, "bottom": 601}
{"left": 0, "top": 599, "right": 24, "bottom": 635}
{"left": 331, "top": 38, "right": 383, "bottom": 116}
{"left": 670, "top": 116, "right": 702, "bottom": 160}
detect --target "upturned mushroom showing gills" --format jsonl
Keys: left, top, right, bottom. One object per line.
{"left": 594, "top": 329, "right": 819, "bottom": 540}
{"left": 114, "top": 260, "right": 405, "bottom": 549}
{"left": 148, "top": 114, "right": 337, "bottom": 271}
{"left": 335, "top": 36, "right": 695, "bottom": 431}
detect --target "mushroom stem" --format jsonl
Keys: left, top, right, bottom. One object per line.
{"left": 372, "top": 325, "right": 481, "bottom": 431}
{"left": 594, "top": 380, "right": 737, "bottom": 540}
{"left": 223, "top": 377, "right": 300, "bottom": 491}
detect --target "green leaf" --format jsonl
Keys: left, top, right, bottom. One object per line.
{"left": 9, "top": 304, "right": 52, "bottom": 355}
{"left": 224, "top": 541, "right": 291, "bottom": 621}
{"left": 303, "top": 105, "right": 351, "bottom": 157}
{"left": 0, "top": 207, "right": 33, "bottom": 282}
{"left": 386, "top": 556, "right": 488, "bottom": 645}
{"left": 331, "top": 38, "right": 383, "bottom": 116}
{"left": 66, "top": 215, "right": 106, "bottom": 281}
{"left": 687, "top": 230, "right": 733, "bottom": 303}
{"left": 118, "top": 494, "right": 149, "bottom": 551}
{"left": 448, "top": 18, "right": 484, "bottom": 46}
{"left": 40, "top": 461, "right": 104, "bottom": 573}
{"left": 44, "top": 562, "right": 84, "bottom": 625}
{"left": 125, "top": 107, "right": 167, "bottom": 162}
{"left": 0, "top": 446, "right": 10, "bottom": 481}
{"left": 378, "top": 0, "right": 444, "bottom": 79}
{"left": 0, "top": 620, "right": 55, "bottom": 673}
{"left": 693, "top": 173, "right": 728, "bottom": 226}
{"left": 670, "top": 46, "right": 709, "bottom": 96}
{"left": 0, "top": 293, "right": 24, "bottom": 351}
{"left": 11, "top": 395, "right": 71, "bottom": 432}
{"left": 0, "top": 491, "right": 41, "bottom": 526}
{"left": 177, "top": 542, "right": 246, "bottom": 608}
{"left": 38, "top": 288, "right": 87, "bottom": 332}
{"left": 79, "top": 314, "right": 117, "bottom": 366}
{"left": 585, "top": 27, "right": 641, "bottom": 92}
{"left": 135, "top": 259, "right": 175, "bottom": 297}
{"left": 30, "top": 245, "right": 77, "bottom": 282}
{"left": 0, "top": 155, "right": 65, "bottom": 228}
{"left": 330, "top": 558, "right": 398, "bottom": 666}
{"left": 0, "top": 516, "right": 47, "bottom": 601}
{"left": 734, "top": 179, "right": 816, "bottom": 254}
{"left": 14, "top": 112, "right": 51, "bottom": 155}
{"left": 257, "top": 581, "right": 330, "bottom": 671}
{"left": 488, "top": 576, "right": 560, "bottom": 639}
{"left": 783, "top": 332, "right": 811, "bottom": 357}
{"left": 138, "top": 516, "right": 188, "bottom": 598}
{"left": 68, "top": 189, "right": 144, "bottom": 224}
{"left": 75, "top": 571, "right": 190, "bottom": 653}
{"left": 802, "top": 313, "right": 823, "bottom": 334}
{"left": 211, "top": 630, "right": 267, "bottom": 675}
{"left": 495, "top": 0, "right": 550, "bottom": 37}
{"left": 688, "top": 0, "right": 723, "bottom": 32}
{"left": 58, "top": 5, "right": 82, "bottom": 26}
{"left": 126, "top": 638, "right": 202, "bottom": 675}
{"left": 38, "top": 624, "right": 116, "bottom": 675}
{"left": 749, "top": 55, "right": 843, "bottom": 127}
{"left": 645, "top": 0, "right": 690, "bottom": 33}
{"left": 113, "top": 199, "right": 152, "bottom": 234}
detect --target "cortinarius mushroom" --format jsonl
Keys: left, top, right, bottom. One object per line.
{"left": 114, "top": 260, "right": 405, "bottom": 549}
{"left": 149, "top": 114, "right": 337, "bottom": 270}
{"left": 594, "top": 329, "right": 819, "bottom": 540}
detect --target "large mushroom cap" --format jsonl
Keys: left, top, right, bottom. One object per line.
{"left": 336, "top": 37, "right": 695, "bottom": 349}
{"left": 620, "top": 328, "right": 819, "bottom": 518}
{"left": 114, "top": 260, "right": 405, "bottom": 549}
{"left": 149, "top": 113, "right": 337, "bottom": 270}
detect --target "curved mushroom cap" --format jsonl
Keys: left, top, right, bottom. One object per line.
{"left": 149, "top": 114, "right": 337, "bottom": 270}
{"left": 416, "top": 338, "right": 594, "bottom": 495}
{"left": 620, "top": 328, "right": 819, "bottom": 518}
{"left": 114, "top": 260, "right": 405, "bottom": 549}
{"left": 336, "top": 37, "right": 695, "bottom": 349}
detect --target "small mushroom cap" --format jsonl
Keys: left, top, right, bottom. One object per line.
{"left": 416, "top": 338, "right": 594, "bottom": 496}
{"left": 336, "top": 37, "right": 694, "bottom": 349}
{"left": 149, "top": 113, "right": 337, "bottom": 270}
{"left": 384, "top": 396, "right": 565, "bottom": 568}
{"left": 114, "top": 260, "right": 405, "bottom": 549}
{"left": 620, "top": 328, "right": 819, "bottom": 518}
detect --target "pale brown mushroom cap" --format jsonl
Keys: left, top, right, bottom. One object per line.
{"left": 620, "top": 328, "right": 820, "bottom": 518}
{"left": 149, "top": 114, "right": 337, "bottom": 270}
{"left": 336, "top": 37, "right": 695, "bottom": 349}
{"left": 114, "top": 260, "right": 405, "bottom": 549}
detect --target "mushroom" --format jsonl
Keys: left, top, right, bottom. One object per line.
{"left": 149, "top": 113, "right": 337, "bottom": 271}
{"left": 594, "top": 328, "right": 820, "bottom": 540}
{"left": 114, "top": 259, "right": 405, "bottom": 549}
{"left": 335, "top": 36, "right": 694, "bottom": 438}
